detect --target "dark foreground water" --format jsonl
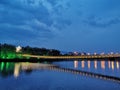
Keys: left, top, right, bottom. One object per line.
{"left": 0, "top": 60, "right": 120, "bottom": 90}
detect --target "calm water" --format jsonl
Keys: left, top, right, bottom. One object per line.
{"left": 0, "top": 60, "right": 120, "bottom": 90}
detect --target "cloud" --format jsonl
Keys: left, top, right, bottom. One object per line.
{"left": 83, "top": 16, "right": 120, "bottom": 28}
{"left": 0, "top": 0, "right": 71, "bottom": 44}
{"left": 79, "top": 0, "right": 120, "bottom": 28}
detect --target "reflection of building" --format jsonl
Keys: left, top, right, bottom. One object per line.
{"left": 13, "top": 63, "right": 57, "bottom": 78}
{"left": 14, "top": 63, "right": 20, "bottom": 78}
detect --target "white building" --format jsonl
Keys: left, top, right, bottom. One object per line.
{"left": 16, "top": 46, "right": 22, "bottom": 52}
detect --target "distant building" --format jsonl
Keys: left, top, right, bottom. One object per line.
{"left": 81, "top": 52, "right": 87, "bottom": 55}
{"left": 94, "top": 52, "right": 97, "bottom": 55}
{"left": 16, "top": 46, "right": 22, "bottom": 52}
{"left": 73, "top": 52, "right": 78, "bottom": 55}
{"left": 87, "top": 53, "right": 90, "bottom": 55}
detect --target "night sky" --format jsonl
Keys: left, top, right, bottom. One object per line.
{"left": 0, "top": 0, "right": 120, "bottom": 53}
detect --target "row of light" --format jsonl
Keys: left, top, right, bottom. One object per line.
{"left": 74, "top": 51, "right": 119, "bottom": 55}
{"left": 74, "top": 60, "right": 120, "bottom": 70}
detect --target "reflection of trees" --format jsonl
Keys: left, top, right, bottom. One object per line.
{"left": 0, "top": 62, "right": 15, "bottom": 78}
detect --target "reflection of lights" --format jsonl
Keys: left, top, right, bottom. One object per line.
{"left": 81, "top": 60, "right": 85, "bottom": 68}
{"left": 88, "top": 60, "right": 90, "bottom": 69}
{"left": 74, "top": 60, "right": 78, "bottom": 68}
{"left": 14, "top": 64, "right": 20, "bottom": 78}
{"left": 94, "top": 60, "right": 97, "bottom": 69}
{"left": 111, "top": 61, "right": 114, "bottom": 70}
{"left": 108, "top": 61, "right": 111, "bottom": 69}
{"left": 1, "top": 62, "right": 4, "bottom": 71}
{"left": 6, "top": 62, "right": 9, "bottom": 69}
{"left": 116, "top": 61, "right": 119, "bottom": 69}
{"left": 101, "top": 61, "right": 105, "bottom": 69}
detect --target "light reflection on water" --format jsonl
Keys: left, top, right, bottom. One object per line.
{"left": 0, "top": 60, "right": 120, "bottom": 90}
{"left": 53, "top": 60, "right": 120, "bottom": 78}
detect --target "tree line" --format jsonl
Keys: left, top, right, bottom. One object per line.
{"left": 0, "top": 43, "right": 61, "bottom": 59}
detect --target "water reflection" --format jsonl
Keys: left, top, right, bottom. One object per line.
{"left": 74, "top": 60, "right": 78, "bottom": 68}
{"left": 81, "top": 60, "right": 84, "bottom": 68}
{"left": 74, "top": 60, "right": 120, "bottom": 80}
{"left": 111, "top": 61, "right": 114, "bottom": 70}
{"left": 0, "top": 62, "right": 14, "bottom": 77}
{"left": 108, "top": 60, "right": 111, "bottom": 69}
{"left": 74, "top": 60, "right": 120, "bottom": 71}
{"left": 116, "top": 61, "right": 119, "bottom": 69}
{"left": 101, "top": 60, "right": 105, "bottom": 69}
{"left": 0, "top": 60, "right": 120, "bottom": 79}
{"left": 94, "top": 60, "right": 97, "bottom": 69}
{"left": 0, "top": 61, "right": 120, "bottom": 90}
{"left": 88, "top": 60, "right": 90, "bottom": 69}
{"left": 0, "top": 62, "right": 52, "bottom": 78}
{"left": 14, "top": 63, "right": 20, "bottom": 77}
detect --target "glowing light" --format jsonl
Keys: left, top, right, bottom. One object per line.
{"left": 73, "top": 52, "right": 78, "bottom": 55}
{"left": 110, "top": 52, "right": 114, "bottom": 54}
{"left": 100, "top": 52, "right": 104, "bottom": 55}
{"left": 87, "top": 53, "right": 90, "bottom": 55}
{"left": 94, "top": 53, "right": 97, "bottom": 55}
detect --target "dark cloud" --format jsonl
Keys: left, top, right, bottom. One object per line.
{"left": 0, "top": 23, "right": 54, "bottom": 44}
{"left": 0, "top": 0, "right": 71, "bottom": 43}
{"left": 0, "top": 5, "right": 32, "bottom": 25}
{"left": 0, "top": 0, "right": 120, "bottom": 52}
{"left": 84, "top": 16, "right": 120, "bottom": 28}
{"left": 0, "top": 25, "right": 37, "bottom": 39}
{"left": 53, "top": 19, "right": 72, "bottom": 30}
{"left": 47, "top": 0, "right": 58, "bottom": 6}
{"left": 0, "top": 1, "right": 52, "bottom": 26}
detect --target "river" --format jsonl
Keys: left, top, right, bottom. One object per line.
{"left": 0, "top": 59, "right": 120, "bottom": 90}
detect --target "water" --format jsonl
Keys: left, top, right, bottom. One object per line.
{"left": 0, "top": 60, "right": 120, "bottom": 90}
{"left": 53, "top": 60, "right": 120, "bottom": 78}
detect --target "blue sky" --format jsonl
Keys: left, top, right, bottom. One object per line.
{"left": 0, "top": 0, "right": 120, "bottom": 53}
